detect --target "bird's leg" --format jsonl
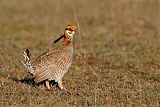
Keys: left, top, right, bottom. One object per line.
{"left": 58, "top": 80, "right": 66, "bottom": 90}
{"left": 46, "top": 80, "right": 51, "bottom": 91}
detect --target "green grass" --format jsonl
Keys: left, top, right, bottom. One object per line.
{"left": 0, "top": 0, "right": 160, "bottom": 106}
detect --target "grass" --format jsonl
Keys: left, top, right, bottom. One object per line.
{"left": 0, "top": 0, "right": 160, "bottom": 106}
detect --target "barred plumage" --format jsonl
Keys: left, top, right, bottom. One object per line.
{"left": 22, "top": 25, "right": 77, "bottom": 90}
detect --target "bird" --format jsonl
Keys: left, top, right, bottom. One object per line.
{"left": 22, "top": 25, "right": 77, "bottom": 90}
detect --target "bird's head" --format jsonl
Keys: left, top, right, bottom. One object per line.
{"left": 65, "top": 25, "right": 77, "bottom": 37}
{"left": 54, "top": 25, "right": 77, "bottom": 44}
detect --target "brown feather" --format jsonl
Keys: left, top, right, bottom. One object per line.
{"left": 31, "top": 35, "right": 73, "bottom": 83}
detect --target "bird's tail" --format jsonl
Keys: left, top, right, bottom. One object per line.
{"left": 22, "top": 49, "right": 34, "bottom": 75}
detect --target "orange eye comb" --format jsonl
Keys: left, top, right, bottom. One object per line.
{"left": 65, "top": 25, "right": 77, "bottom": 31}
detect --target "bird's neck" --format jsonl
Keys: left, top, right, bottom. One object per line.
{"left": 60, "top": 36, "right": 73, "bottom": 46}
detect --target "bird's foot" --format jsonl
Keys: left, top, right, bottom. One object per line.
{"left": 46, "top": 88, "right": 52, "bottom": 91}
{"left": 58, "top": 80, "right": 67, "bottom": 90}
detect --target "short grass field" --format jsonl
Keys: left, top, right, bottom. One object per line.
{"left": 0, "top": 0, "right": 160, "bottom": 106}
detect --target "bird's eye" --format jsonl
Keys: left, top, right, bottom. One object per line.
{"left": 69, "top": 28, "right": 74, "bottom": 31}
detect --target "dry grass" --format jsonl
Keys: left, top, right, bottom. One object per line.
{"left": 0, "top": 0, "right": 160, "bottom": 106}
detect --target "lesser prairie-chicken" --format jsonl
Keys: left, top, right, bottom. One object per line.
{"left": 22, "top": 25, "right": 77, "bottom": 90}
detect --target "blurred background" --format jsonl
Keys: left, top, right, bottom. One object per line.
{"left": 0, "top": 0, "right": 159, "bottom": 55}
{"left": 0, "top": 0, "right": 159, "bottom": 106}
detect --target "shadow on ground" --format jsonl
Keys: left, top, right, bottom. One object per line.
{"left": 10, "top": 77, "right": 57, "bottom": 87}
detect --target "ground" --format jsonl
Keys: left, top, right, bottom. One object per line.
{"left": 0, "top": 0, "right": 160, "bottom": 106}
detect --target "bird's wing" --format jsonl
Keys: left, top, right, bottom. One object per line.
{"left": 32, "top": 48, "right": 66, "bottom": 83}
